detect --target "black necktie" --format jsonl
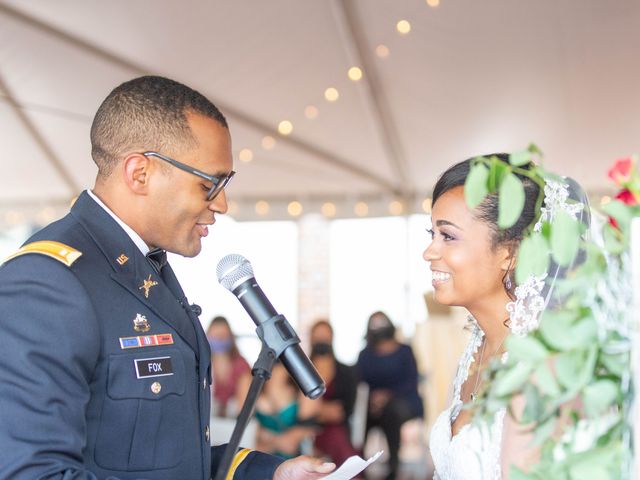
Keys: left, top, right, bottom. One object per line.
{"left": 146, "top": 248, "right": 183, "bottom": 301}
{"left": 146, "top": 247, "right": 167, "bottom": 275}
{"left": 146, "top": 248, "right": 201, "bottom": 358}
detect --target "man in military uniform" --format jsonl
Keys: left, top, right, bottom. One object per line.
{"left": 0, "top": 76, "right": 335, "bottom": 480}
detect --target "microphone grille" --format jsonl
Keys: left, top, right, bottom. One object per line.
{"left": 216, "top": 254, "right": 254, "bottom": 291}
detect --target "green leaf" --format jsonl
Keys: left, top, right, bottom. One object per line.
{"left": 583, "top": 380, "right": 619, "bottom": 418}
{"left": 506, "top": 335, "right": 548, "bottom": 363}
{"left": 488, "top": 156, "right": 509, "bottom": 192}
{"left": 555, "top": 351, "right": 582, "bottom": 390}
{"left": 539, "top": 310, "right": 575, "bottom": 350}
{"left": 515, "top": 233, "right": 550, "bottom": 284}
{"left": 629, "top": 176, "right": 640, "bottom": 193}
{"left": 601, "top": 200, "right": 633, "bottom": 233}
{"left": 541, "top": 311, "right": 598, "bottom": 352}
{"left": 601, "top": 352, "right": 629, "bottom": 378}
{"left": 603, "top": 223, "right": 627, "bottom": 254}
{"left": 540, "top": 221, "right": 552, "bottom": 240}
{"left": 464, "top": 163, "right": 490, "bottom": 209}
{"left": 498, "top": 172, "right": 526, "bottom": 228}
{"left": 534, "top": 362, "right": 561, "bottom": 397}
{"left": 527, "top": 143, "right": 544, "bottom": 157}
{"left": 542, "top": 171, "right": 564, "bottom": 184}
{"left": 569, "top": 464, "right": 611, "bottom": 480}
{"left": 531, "top": 414, "right": 556, "bottom": 446}
{"left": 485, "top": 396, "right": 509, "bottom": 414}
{"left": 556, "top": 347, "right": 597, "bottom": 393}
{"left": 569, "top": 317, "right": 598, "bottom": 348}
{"left": 568, "top": 447, "right": 619, "bottom": 480}
{"left": 510, "top": 150, "right": 532, "bottom": 166}
{"left": 576, "top": 347, "right": 598, "bottom": 387}
{"left": 522, "top": 382, "right": 544, "bottom": 423}
{"left": 576, "top": 245, "right": 605, "bottom": 276}
{"left": 550, "top": 210, "right": 581, "bottom": 267}
{"left": 493, "top": 361, "right": 534, "bottom": 396}
{"left": 509, "top": 466, "right": 537, "bottom": 480}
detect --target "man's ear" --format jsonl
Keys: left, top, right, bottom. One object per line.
{"left": 122, "top": 153, "right": 151, "bottom": 195}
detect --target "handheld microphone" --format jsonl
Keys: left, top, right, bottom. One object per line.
{"left": 216, "top": 254, "right": 326, "bottom": 399}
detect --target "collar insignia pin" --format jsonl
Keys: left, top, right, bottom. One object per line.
{"left": 116, "top": 253, "right": 129, "bottom": 265}
{"left": 139, "top": 274, "right": 158, "bottom": 299}
{"left": 133, "top": 313, "right": 151, "bottom": 333}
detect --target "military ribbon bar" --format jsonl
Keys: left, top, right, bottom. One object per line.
{"left": 119, "top": 333, "right": 174, "bottom": 349}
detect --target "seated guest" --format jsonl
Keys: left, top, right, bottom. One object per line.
{"left": 357, "top": 311, "right": 424, "bottom": 480}
{"left": 309, "top": 319, "right": 359, "bottom": 465}
{"left": 255, "top": 362, "right": 319, "bottom": 459}
{"left": 207, "top": 316, "right": 251, "bottom": 417}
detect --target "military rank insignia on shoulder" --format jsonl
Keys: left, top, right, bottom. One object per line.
{"left": 3, "top": 240, "right": 82, "bottom": 267}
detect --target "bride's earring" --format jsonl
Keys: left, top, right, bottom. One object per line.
{"left": 504, "top": 273, "right": 512, "bottom": 291}
{"left": 503, "top": 256, "right": 515, "bottom": 292}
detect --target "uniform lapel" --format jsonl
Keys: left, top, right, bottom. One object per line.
{"left": 109, "top": 255, "right": 199, "bottom": 356}
{"left": 71, "top": 192, "right": 200, "bottom": 356}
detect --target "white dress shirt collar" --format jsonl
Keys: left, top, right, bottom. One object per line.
{"left": 86, "top": 189, "right": 150, "bottom": 256}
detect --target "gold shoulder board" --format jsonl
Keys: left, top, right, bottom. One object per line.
{"left": 3, "top": 240, "right": 82, "bottom": 267}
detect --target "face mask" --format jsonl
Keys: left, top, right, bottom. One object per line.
{"left": 311, "top": 342, "right": 333, "bottom": 357}
{"left": 208, "top": 338, "right": 232, "bottom": 354}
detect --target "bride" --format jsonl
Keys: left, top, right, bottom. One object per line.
{"left": 425, "top": 154, "right": 588, "bottom": 479}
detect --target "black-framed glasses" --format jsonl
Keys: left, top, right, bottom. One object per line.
{"left": 143, "top": 151, "right": 235, "bottom": 201}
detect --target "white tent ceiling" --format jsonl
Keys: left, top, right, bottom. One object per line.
{"left": 1, "top": 0, "right": 639, "bottom": 223}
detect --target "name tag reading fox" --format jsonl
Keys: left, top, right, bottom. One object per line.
{"left": 134, "top": 356, "right": 174, "bottom": 379}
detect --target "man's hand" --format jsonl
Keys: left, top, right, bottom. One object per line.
{"left": 274, "top": 456, "right": 335, "bottom": 480}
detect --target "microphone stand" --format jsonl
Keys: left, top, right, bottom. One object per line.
{"left": 213, "top": 314, "right": 303, "bottom": 480}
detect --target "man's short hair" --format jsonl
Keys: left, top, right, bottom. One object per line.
{"left": 90, "top": 76, "right": 228, "bottom": 177}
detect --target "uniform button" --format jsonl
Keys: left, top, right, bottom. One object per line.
{"left": 205, "top": 425, "right": 210, "bottom": 442}
{"left": 151, "top": 381, "right": 162, "bottom": 394}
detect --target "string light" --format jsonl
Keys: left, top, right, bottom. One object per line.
{"left": 321, "top": 202, "right": 336, "bottom": 218}
{"left": 600, "top": 196, "right": 611, "bottom": 205}
{"left": 348, "top": 67, "right": 363, "bottom": 81}
{"left": 255, "top": 200, "right": 270, "bottom": 216}
{"left": 396, "top": 20, "right": 411, "bottom": 35}
{"left": 426, "top": 0, "right": 440, "bottom": 7}
{"left": 239, "top": 148, "right": 253, "bottom": 162}
{"left": 422, "top": 198, "right": 432, "bottom": 213}
{"left": 354, "top": 202, "right": 368, "bottom": 217}
{"left": 389, "top": 200, "right": 404, "bottom": 215}
{"left": 261, "top": 135, "right": 276, "bottom": 150}
{"left": 375, "top": 44, "right": 390, "bottom": 58}
{"left": 324, "top": 87, "right": 340, "bottom": 102}
{"left": 288, "top": 201, "right": 303, "bottom": 217}
{"left": 304, "top": 105, "right": 319, "bottom": 119}
{"left": 278, "top": 120, "right": 293, "bottom": 136}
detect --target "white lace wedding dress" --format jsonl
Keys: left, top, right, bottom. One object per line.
{"left": 429, "top": 321, "right": 506, "bottom": 480}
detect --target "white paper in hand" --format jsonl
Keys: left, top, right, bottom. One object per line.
{"left": 319, "top": 451, "right": 384, "bottom": 480}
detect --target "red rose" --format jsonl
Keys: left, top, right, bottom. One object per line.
{"left": 615, "top": 189, "right": 639, "bottom": 206}
{"left": 608, "top": 157, "right": 633, "bottom": 185}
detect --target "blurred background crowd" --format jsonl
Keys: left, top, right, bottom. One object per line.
{"left": 206, "top": 304, "right": 468, "bottom": 480}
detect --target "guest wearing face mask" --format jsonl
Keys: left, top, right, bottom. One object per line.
{"left": 207, "top": 316, "right": 252, "bottom": 418}
{"left": 356, "top": 311, "right": 424, "bottom": 480}
{"left": 309, "top": 320, "right": 359, "bottom": 466}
